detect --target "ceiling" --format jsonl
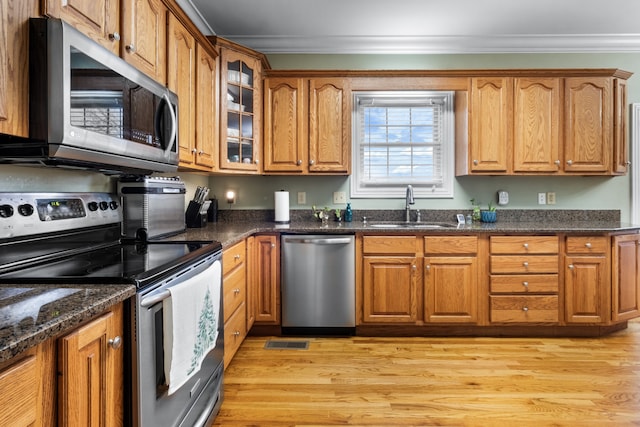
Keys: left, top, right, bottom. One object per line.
{"left": 177, "top": 0, "right": 640, "bottom": 54}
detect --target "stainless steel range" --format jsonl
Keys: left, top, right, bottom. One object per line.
{"left": 0, "top": 192, "right": 224, "bottom": 427}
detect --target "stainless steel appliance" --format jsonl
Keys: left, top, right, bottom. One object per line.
{"left": 118, "top": 176, "right": 186, "bottom": 241}
{"left": 0, "top": 192, "right": 223, "bottom": 427}
{"left": 281, "top": 234, "right": 355, "bottom": 334}
{"left": 0, "top": 18, "right": 178, "bottom": 175}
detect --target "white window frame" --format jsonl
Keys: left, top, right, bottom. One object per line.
{"left": 350, "top": 91, "right": 455, "bottom": 199}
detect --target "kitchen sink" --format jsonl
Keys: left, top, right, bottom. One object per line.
{"left": 366, "top": 222, "right": 457, "bottom": 229}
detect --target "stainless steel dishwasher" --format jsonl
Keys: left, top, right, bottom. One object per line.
{"left": 281, "top": 234, "right": 355, "bottom": 334}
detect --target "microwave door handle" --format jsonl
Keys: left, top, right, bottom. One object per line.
{"left": 155, "top": 93, "right": 177, "bottom": 156}
{"left": 163, "top": 93, "right": 177, "bottom": 156}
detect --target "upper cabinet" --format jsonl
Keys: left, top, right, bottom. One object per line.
{"left": 0, "top": 0, "right": 38, "bottom": 138}
{"left": 121, "top": 0, "right": 167, "bottom": 84}
{"left": 43, "top": 0, "right": 121, "bottom": 55}
{"left": 263, "top": 76, "right": 351, "bottom": 174}
{"left": 214, "top": 39, "right": 264, "bottom": 173}
{"left": 462, "top": 70, "right": 632, "bottom": 176}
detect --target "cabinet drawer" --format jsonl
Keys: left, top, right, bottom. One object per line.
{"left": 0, "top": 354, "right": 37, "bottom": 426}
{"left": 490, "top": 295, "right": 559, "bottom": 323}
{"left": 363, "top": 236, "right": 417, "bottom": 254}
{"left": 490, "top": 274, "right": 559, "bottom": 293}
{"left": 223, "top": 264, "right": 246, "bottom": 322}
{"left": 424, "top": 236, "right": 477, "bottom": 254}
{"left": 566, "top": 236, "right": 608, "bottom": 254}
{"left": 224, "top": 301, "right": 247, "bottom": 369}
{"left": 223, "top": 240, "right": 246, "bottom": 276}
{"left": 490, "top": 255, "right": 559, "bottom": 274}
{"left": 490, "top": 236, "right": 558, "bottom": 254}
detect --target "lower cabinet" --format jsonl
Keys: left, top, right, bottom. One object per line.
{"left": 222, "top": 239, "right": 248, "bottom": 369}
{"left": 0, "top": 303, "right": 123, "bottom": 427}
{"left": 612, "top": 234, "right": 640, "bottom": 321}
{"left": 253, "top": 234, "right": 280, "bottom": 325}
{"left": 564, "top": 236, "right": 609, "bottom": 324}
{"left": 58, "top": 303, "right": 124, "bottom": 427}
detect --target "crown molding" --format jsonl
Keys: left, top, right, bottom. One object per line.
{"left": 223, "top": 34, "right": 640, "bottom": 54}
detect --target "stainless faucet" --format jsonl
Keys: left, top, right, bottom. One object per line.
{"left": 405, "top": 185, "right": 415, "bottom": 222}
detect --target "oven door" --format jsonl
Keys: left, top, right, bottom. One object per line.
{"left": 131, "top": 253, "right": 223, "bottom": 427}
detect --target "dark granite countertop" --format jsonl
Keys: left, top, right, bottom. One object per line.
{"left": 0, "top": 283, "right": 135, "bottom": 363}
{"left": 169, "top": 213, "right": 640, "bottom": 248}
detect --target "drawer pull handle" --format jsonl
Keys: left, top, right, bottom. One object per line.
{"left": 585, "top": 242, "right": 592, "bottom": 248}
{"left": 523, "top": 243, "right": 529, "bottom": 249}
{"left": 522, "top": 307, "right": 529, "bottom": 312}
{"left": 523, "top": 261, "right": 529, "bottom": 267}
{"left": 522, "top": 281, "right": 529, "bottom": 288}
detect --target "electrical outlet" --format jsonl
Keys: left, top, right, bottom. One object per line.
{"left": 297, "top": 192, "right": 306, "bottom": 205}
{"left": 547, "top": 192, "right": 556, "bottom": 205}
{"left": 538, "top": 192, "right": 546, "bottom": 205}
{"left": 333, "top": 191, "right": 346, "bottom": 204}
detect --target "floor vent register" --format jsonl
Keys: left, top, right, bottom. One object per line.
{"left": 264, "top": 340, "right": 309, "bottom": 350}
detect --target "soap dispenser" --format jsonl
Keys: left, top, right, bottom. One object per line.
{"left": 344, "top": 202, "right": 353, "bottom": 222}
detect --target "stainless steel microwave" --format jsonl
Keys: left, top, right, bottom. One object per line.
{"left": 0, "top": 18, "right": 179, "bottom": 175}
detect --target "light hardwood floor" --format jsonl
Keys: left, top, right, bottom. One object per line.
{"left": 212, "top": 321, "right": 640, "bottom": 426}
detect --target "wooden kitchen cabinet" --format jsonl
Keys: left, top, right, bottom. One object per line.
{"left": 489, "top": 236, "right": 559, "bottom": 324}
{"left": 564, "top": 236, "right": 609, "bottom": 324}
{"left": 217, "top": 42, "right": 262, "bottom": 173}
{"left": 613, "top": 78, "right": 629, "bottom": 174}
{"left": 513, "top": 77, "right": 562, "bottom": 173}
{"left": 0, "top": 0, "right": 38, "bottom": 138}
{"left": 0, "top": 340, "right": 55, "bottom": 427}
{"left": 58, "top": 302, "right": 124, "bottom": 427}
{"left": 192, "top": 44, "right": 219, "bottom": 170}
{"left": 168, "top": 14, "right": 197, "bottom": 168}
{"left": 253, "top": 234, "right": 280, "bottom": 324}
{"left": 121, "top": 0, "right": 167, "bottom": 84}
{"left": 43, "top": 0, "right": 121, "bottom": 55}
{"left": 423, "top": 236, "right": 478, "bottom": 323}
{"left": 612, "top": 234, "right": 640, "bottom": 322}
{"left": 564, "top": 77, "right": 612, "bottom": 173}
{"left": 222, "top": 239, "right": 248, "bottom": 368}
{"left": 263, "top": 76, "right": 351, "bottom": 174}
{"left": 361, "top": 236, "right": 419, "bottom": 323}
{"left": 469, "top": 77, "right": 511, "bottom": 173}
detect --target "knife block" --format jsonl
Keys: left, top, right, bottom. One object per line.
{"left": 185, "top": 200, "right": 207, "bottom": 228}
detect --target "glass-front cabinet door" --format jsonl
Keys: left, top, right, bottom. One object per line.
{"left": 220, "top": 49, "right": 261, "bottom": 172}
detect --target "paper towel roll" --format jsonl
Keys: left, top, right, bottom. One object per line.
{"left": 274, "top": 190, "right": 290, "bottom": 224}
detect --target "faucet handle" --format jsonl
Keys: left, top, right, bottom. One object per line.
{"left": 416, "top": 210, "right": 421, "bottom": 223}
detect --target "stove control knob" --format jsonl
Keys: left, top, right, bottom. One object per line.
{"left": 0, "top": 204, "right": 14, "bottom": 218}
{"left": 17, "top": 204, "right": 34, "bottom": 216}
{"left": 109, "top": 200, "right": 119, "bottom": 210}
{"left": 88, "top": 201, "right": 99, "bottom": 212}
{"left": 99, "top": 201, "right": 109, "bottom": 211}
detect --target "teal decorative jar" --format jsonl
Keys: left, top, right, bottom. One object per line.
{"left": 481, "top": 210, "right": 497, "bottom": 223}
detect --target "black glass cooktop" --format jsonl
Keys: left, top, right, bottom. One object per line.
{"left": 0, "top": 240, "right": 221, "bottom": 288}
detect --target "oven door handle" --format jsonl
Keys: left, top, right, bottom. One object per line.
{"left": 140, "top": 289, "right": 171, "bottom": 308}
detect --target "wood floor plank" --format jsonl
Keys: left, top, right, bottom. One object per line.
{"left": 212, "top": 321, "right": 640, "bottom": 426}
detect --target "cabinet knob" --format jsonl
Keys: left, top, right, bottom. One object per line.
{"left": 191, "top": 148, "right": 197, "bottom": 153}
{"left": 234, "top": 331, "right": 241, "bottom": 337}
{"left": 522, "top": 281, "right": 529, "bottom": 288}
{"left": 566, "top": 160, "right": 573, "bottom": 166}
{"left": 473, "top": 159, "right": 479, "bottom": 165}
{"left": 627, "top": 161, "right": 632, "bottom": 166}
{"left": 271, "top": 243, "right": 276, "bottom": 248}
{"left": 309, "top": 159, "right": 315, "bottom": 165}
{"left": 234, "top": 288, "right": 241, "bottom": 294}
{"left": 554, "top": 160, "right": 560, "bottom": 166}
{"left": 523, "top": 243, "right": 529, "bottom": 249}
{"left": 125, "top": 44, "right": 136, "bottom": 53}
{"left": 108, "top": 336, "right": 122, "bottom": 349}
{"left": 234, "top": 254, "right": 241, "bottom": 260}
{"left": 297, "top": 159, "right": 302, "bottom": 165}
{"left": 523, "top": 261, "right": 529, "bottom": 267}
{"left": 522, "top": 307, "right": 529, "bottom": 312}
{"left": 198, "top": 150, "right": 204, "bottom": 155}
{"left": 568, "top": 264, "right": 575, "bottom": 270}
{"left": 412, "top": 264, "right": 417, "bottom": 272}
{"left": 425, "top": 264, "right": 431, "bottom": 271}
{"left": 109, "top": 32, "right": 120, "bottom": 41}
{"left": 585, "top": 242, "right": 592, "bottom": 248}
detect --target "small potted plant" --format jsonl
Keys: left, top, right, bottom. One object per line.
{"left": 481, "top": 201, "right": 497, "bottom": 223}
{"left": 470, "top": 199, "right": 481, "bottom": 222}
